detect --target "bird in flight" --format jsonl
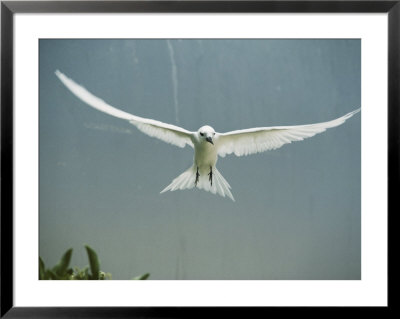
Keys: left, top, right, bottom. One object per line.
{"left": 55, "top": 70, "right": 360, "bottom": 201}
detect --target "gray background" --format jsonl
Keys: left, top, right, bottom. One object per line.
{"left": 39, "top": 39, "right": 361, "bottom": 280}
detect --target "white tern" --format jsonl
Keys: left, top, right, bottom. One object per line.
{"left": 55, "top": 70, "right": 360, "bottom": 201}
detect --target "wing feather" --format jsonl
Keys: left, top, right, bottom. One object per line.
{"left": 55, "top": 70, "right": 194, "bottom": 148}
{"left": 215, "top": 109, "right": 360, "bottom": 157}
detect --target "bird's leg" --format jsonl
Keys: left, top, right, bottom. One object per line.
{"left": 195, "top": 167, "right": 200, "bottom": 187}
{"left": 208, "top": 166, "right": 213, "bottom": 186}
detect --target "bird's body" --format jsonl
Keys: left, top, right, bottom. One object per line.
{"left": 193, "top": 127, "right": 218, "bottom": 168}
{"left": 55, "top": 70, "right": 360, "bottom": 201}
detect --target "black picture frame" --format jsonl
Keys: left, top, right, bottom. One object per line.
{"left": 1, "top": 1, "right": 397, "bottom": 317}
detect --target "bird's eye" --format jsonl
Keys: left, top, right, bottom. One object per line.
{"left": 200, "top": 132, "right": 204, "bottom": 136}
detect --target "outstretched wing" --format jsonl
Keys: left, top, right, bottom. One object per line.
{"left": 215, "top": 109, "right": 360, "bottom": 157}
{"left": 55, "top": 70, "right": 194, "bottom": 148}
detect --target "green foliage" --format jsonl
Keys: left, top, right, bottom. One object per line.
{"left": 84, "top": 245, "right": 100, "bottom": 280}
{"left": 39, "top": 249, "right": 74, "bottom": 280}
{"left": 39, "top": 256, "right": 45, "bottom": 279}
{"left": 39, "top": 245, "right": 149, "bottom": 280}
{"left": 53, "top": 248, "right": 73, "bottom": 278}
{"left": 132, "top": 273, "right": 150, "bottom": 280}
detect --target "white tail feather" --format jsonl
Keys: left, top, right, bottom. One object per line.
{"left": 160, "top": 165, "right": 235, "bottom": 201}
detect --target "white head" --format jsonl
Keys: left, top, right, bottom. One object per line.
{"left": 197, "top": 125, "right": 215, "bottom": 145}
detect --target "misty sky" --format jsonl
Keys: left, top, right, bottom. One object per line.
{"left": 39, "top": 39, "right": 361, "bottom": 280}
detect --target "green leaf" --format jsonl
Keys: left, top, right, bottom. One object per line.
{"left": 39, "top": 257, "right": 46, "bottom": 280}
{"left": 132, "top": 273, "right": 150, "bottom": 280}
{"left": 53, "top": 248, "right": 73, "bottom": 277}
{"left": 46, "top": 269, "right": 59, "bottom": 280}
{"left": 85, "top": 245, "right": 100, "bottom": 280}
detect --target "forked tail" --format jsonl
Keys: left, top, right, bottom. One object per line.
{"left": 160, "top": 165, "right": 235, "bottom": 201}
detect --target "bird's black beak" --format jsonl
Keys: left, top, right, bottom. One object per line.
{"left": 206, "top": 136, "right": 214, "bottom": 145}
